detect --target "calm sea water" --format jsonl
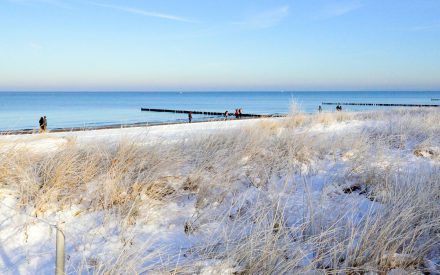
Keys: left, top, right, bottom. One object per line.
{"left": 0, "top": 91, "right": 439, "bottom": 131}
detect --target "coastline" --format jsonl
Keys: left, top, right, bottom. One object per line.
{"left": 0, "top": 116, "right": 269, "bottom": 136}
{"left": 0, "top": 116, "right": 281, "bottom": 153}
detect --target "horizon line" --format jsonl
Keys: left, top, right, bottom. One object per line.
{"left": 1, "top": 90, "right": 440, "bottom": 93}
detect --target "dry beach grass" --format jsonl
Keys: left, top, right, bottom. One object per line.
{"left": 0, "top": 108, "right": 439, "bottom": 274}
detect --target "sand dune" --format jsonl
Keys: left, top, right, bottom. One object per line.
{"left": 1, "top": 110, "right": 439, "bottom": 274}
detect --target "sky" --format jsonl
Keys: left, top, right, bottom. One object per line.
{"left": 0, "top": 0, "right": 439, "bottom": 91}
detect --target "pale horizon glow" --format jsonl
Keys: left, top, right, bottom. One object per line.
{"left": 0, "top": 0, "right": 439, "bottom": 91}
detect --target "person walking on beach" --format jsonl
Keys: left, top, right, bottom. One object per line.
{"left": 188, "top": 112, "right": 192, "bottom": 123}
{"left": 39, "top": 116, "right": 44, "bottom": 132}
{"left": 224, "top": 110, "right": 229, "bottom": 120}
{"left": 318, "top": 105, "right": 322, "bottom": 113}
{"left": 235, "top": 109, "right": 239, "bottom": 119}
{"left": 238, "top": 108, "right": 243, "bottom": 119}
{"left": 43, "top": 116, "right": 47, "bottom": 131}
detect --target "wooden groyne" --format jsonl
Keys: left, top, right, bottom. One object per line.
{"left": 141, "top": 108, "right": 277, "bottom": 117}
{"left": 322, "top": 102, "right": 440, "bottom": 107}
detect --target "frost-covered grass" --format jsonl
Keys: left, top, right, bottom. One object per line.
{"left": 0, "top": 108, "right": 439, "bottom": 274}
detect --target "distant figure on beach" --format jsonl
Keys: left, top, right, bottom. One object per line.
{"left": 318, "top": 105, "right": 322, "bottom": 113}
{"left": 188, "top": 112, "right": 192, "bottom": 123}
{"left": 43, "top": 116, "right": 47, "bottom": 130}
{"left": 39, "top": 116, "right": 44, "bottom": 132}
{"left": 336, "top": 105, "right": 342, "bottom": 112}
{"left": 238, "top": 108, "right": 243, "bottom": 119}
{"left": 235, "top": 109, "right": 239, "bottom": 119}
{"left": 224, "top": 110, "right": 229, "bottom": 120}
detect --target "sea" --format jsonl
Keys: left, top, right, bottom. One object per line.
{"left": 0, "top": 91, "right": 439, "bottom": 131}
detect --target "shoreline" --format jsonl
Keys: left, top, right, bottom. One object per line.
{"left": 0, "top": 116, "right": 271, "bottom": 136}
{"left": 0, "top": 116, "right": 281, "bottom": 153}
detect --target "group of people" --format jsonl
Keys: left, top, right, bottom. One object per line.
{"left": 188, "top": 108, "right": 244, "bottom": 123}
{"left": 225, "top": 108, "right": 242, "bottom": 120}
{"left": 234, "top": 108, "right": 243, "bottom": 119}
{"left": 317, "top": 105, "right": 343, "bottom": 112}
{"left": 38, "top": 116, "right": 47, "bottom": 132}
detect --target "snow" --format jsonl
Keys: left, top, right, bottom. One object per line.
{"left": 0, "top": 119, "right": 268, "bottom": 154}
{"left": 0, "top": 114, "right": 439, "bottom": 273}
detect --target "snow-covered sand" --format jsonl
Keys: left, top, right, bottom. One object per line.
{"left": 0, "top": 119, "right": 266, "bottom": 153}
{"left": 1, "top": 112, "right": 439, "bottom": 274}
{"left": 0, "top": 117, "right": 365, "bottom": 153}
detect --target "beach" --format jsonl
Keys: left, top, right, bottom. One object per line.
{"left": 3, "top": 0, "right": 439, "bottom": 272}
{"left": 1, "top": 109, "right": 439, "bottom": 274}
{"left": 0, "top": 117, "right": 269, "bottom": 153}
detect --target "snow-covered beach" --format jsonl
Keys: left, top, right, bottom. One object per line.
{"left": 1, "top": 109, "right": 439, "bottom": 274}
{"left": 0, "top": 118, "right": 269, "bottom": 153}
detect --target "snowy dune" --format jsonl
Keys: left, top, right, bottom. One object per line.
{"left": 0, "top": 117, "right": 365, "bottom": 152}
{"left": 0, "top": 119, "right": 267, "bottom": 153}
{"left": 0, "top": 110, "right": 439, "bottom": 274}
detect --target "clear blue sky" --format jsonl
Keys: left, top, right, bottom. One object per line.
{"left": 1, "top": 0, "right": 439, "bottom": 91}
